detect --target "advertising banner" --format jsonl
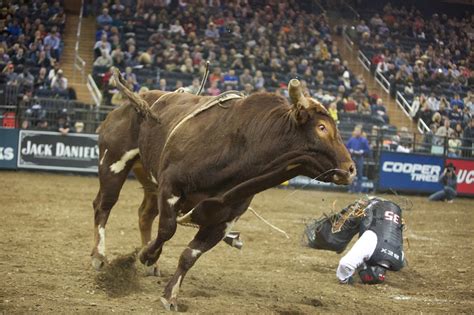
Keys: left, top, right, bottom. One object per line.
{"left": 17, "top": 130, "right": 99, "bottom": 173}
{"left": 445, "top": 158, "right": 474, "bottom": 196}
{"left": 0, "top": 128, "right": 19, "bottom": 169}
{"left": 378, "top": 151, "right": 444, "bottom": 193}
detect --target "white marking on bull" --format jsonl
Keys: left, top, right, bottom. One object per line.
{"left": 167, "top": 195, "right": 179, "bottom": 207}
{"left": 171, "top": 275, "right": 182, "bottom": 299}
{"left": 100, "top": 149, "right": 108, "bottom": 166}
{"left": 98, "top": 227, "right": 105, "bottom": 256}
{"left": 109, "top": 148, "right": 139, "bottom": 174}
{"left": 224, "top": 218, "right": 237, "bottom": 237}
{"left": 190, "top": 249, "right": 201, "bottom": 258}
{"left": 150, "top": 173, "right": 158, "bottom": 185}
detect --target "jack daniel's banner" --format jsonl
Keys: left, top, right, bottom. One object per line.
{"left": 18, "top": 130, "right": 99, "bottom": 172}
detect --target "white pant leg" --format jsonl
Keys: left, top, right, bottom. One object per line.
{"left": 336, "top": 230, "right": 378, "bottom": 282}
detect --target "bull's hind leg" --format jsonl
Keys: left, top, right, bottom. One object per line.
{"left": 138, "top": 185, "right": 178, "bottom": 268}
{"left": 160, "top": 199, "right": 251, "bottom": 311}
{"left": 132, "top": 163, "right": 160, "bottom": 276}
{"left": 91, "top": 148, "right": 138, "bottom": 270}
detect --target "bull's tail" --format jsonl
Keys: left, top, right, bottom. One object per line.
{"left": 111, "top": 67, "right": 159, "bottom": 121}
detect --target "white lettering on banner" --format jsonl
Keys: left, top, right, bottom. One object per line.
{"left": 0, "top": 147, "right": 14, "bottom": 160}
{"left": 382, "top": 161, "right": 441, "bottom": 182}
{"left": 55, "top": 143, "right": 99, "bottom": 159}
{"left": 21, "top": 141, "right": 53, "bottom": 156}
{"left": 457, "top": 170, "right": 474, "bottom": 185}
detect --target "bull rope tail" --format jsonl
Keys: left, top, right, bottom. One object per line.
{"left": 197, "top": 61, "right": 210, "bottom": 95}
{"left": 111, "top": 67, "right": 158, "bottom": 121}
{"left": 248, "top": 207, "right": 290, "bottom": 239}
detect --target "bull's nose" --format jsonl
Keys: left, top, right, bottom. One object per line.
{"left": 349, "top": 164, "right": 355, "bottom": 176}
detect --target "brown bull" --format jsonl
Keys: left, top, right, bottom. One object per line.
{"left": 93, "top": 71, "right": 355, "bottom": 310}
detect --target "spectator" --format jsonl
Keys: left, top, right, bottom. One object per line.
{"left": 328, "top": 102, "right": 338, "bottom": 122}
{"left": 435, "top": 118, "right": 455, "bottom": 146}
{"left": 346, "top": 125, "right": 371, "bottom": 193}
{"left": 159, "top": 78, "right": 167, "bottom": 91}
{"left": 450, "top": 94, "right": 464, "bottom": 110}
{"left": 223, "top": 69, "right": 238, "bottom": 88}
{"left": 253, "top": 70, "right": 265, "bottom": 89}
{"left": 97, "top": 8, "right": 113, "bottom": 26}
{"left": 185, "top": 78, "right": 201, "bottom": 94}
{"left": 429, "top": 163, "right": 457, "bottom": 203}
{"left": 17, "top": 66, "right": 34, "bottom": 89}
{"left": 205, "top": 22, "right": 219, "bottom": 39}
{"left": 3, "top": 63, "right": 18, "bottom": 85}
{"left": 50, "top": 69, "right": 68, "bottom": 92}
{"left": 74, "top": 121, "right": 85, "bottom": 133}
{"left": 34, "top": 67, "right": 49, "bottom": 89}
{"left": 239, "top": 68, "right": 253, "bottom": 87}
{"left": 94, "top": 34, "right": 112, "bottom": 58}
{"left": 371, "top": 98, "right": 389, "bottom": 123}
{"left": 94, "top": 50, "right": 113, "bottom": 67}
{"left": 56, "top": 108, "right": 71, "bottom": 135}
{"left": 207, "top": 80, "right": 221, "bottom": 96}
{"left": 462, "top": 118, "right": 474, "bottom": 158}
{"left": 44, "top": 27, "right": 61, "bottom": 60}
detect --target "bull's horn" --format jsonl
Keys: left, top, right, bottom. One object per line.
{"left": 288, "top": 79, "right": 309, "bottom": 109}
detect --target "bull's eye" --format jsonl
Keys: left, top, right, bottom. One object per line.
{"left": 318, "top": 124, "right": 328, "bottom": 133}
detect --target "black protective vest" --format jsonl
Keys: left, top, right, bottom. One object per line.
{"left": 360, "top": 200, "right": 404, "bottom": 271}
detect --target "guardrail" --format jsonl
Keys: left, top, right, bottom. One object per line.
{"left": 417, "top": 116, "right": 430, "bottom": 134}
{"left": 342, "top": 0, "right": 360, "bottom": 20}
{"left": 87, "top": 74, "right": 102, "bottom": 106}
{"left": 357, "top": 50, "right": 370, "bottom": 72}
{"left": 374, "top": 69, "right": 390, "bottom": 94}
{"left": 395, "top": 91, "right": 412, "bottom": 118}
{"left": 395, "top": 91, "right": 430, "bottom": 134}
{"left": 314, "top": 0, "right": 326, "bottom": 13}
{"left": 73, "top": 0, "right": 86, "bottom": 84}
{"left": 342, "top": 27, "right": 355, "bottom": 52}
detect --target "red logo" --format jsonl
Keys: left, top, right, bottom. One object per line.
{"left": 445, "top": 159, "right": 474, "bottom": 195}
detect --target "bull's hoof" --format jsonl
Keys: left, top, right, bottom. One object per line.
{"left": 160, "top": 296, "right": 178, "bottom": 312}
{"left": 144, "top": 265, "right": 161, "bottom": 277}
{"left": 138, "top": 246, "right": 160, "bottom": 267}
{"left": 91, "top": 255, "right": 106, "bottom": 271}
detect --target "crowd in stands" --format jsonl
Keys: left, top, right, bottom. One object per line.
{"left": 0, "top": 0, "right": 76, "bottom": 105}
{"left": 349, "top": 2, "right": 473, "bottom": 157}
{"left": 92, "top": 0, "right": 393, "bottom": 133}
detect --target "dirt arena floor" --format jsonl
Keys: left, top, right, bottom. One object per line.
{"left": 1, "top": 171, "right": 473, "bottom": 314}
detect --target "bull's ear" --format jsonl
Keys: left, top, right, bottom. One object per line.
{"left": 288, "top": 79, "right": 310, "bottom": 124}
{"left": 312, "top": 99, "right": 329, "bottom": 115}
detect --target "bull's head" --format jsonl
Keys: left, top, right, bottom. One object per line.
{"left": 288, "top": 79, "right": 356, "bottom": 185}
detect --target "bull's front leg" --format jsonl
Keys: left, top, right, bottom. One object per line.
{"left": 138, "top": 186, "right": 178, "bottom": 267}
{"left": 160, "top": 220, "right": 235, "bottom": 311}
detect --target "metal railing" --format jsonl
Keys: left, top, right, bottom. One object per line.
{"left": 395, "top": 91, "right": 413, "bottom": 118}
{"left": 73, "top": 0, "right": 86, "bottom": 84}
{"left": 342, "top": 26, "right": 355, "bottom": 52}
{"left": 358, "top": 50, "right": 370, "bottom": 72}
{"left": 313, "top": 0, "right": 326, "bottom": 14}
{"left": 87, "top": 74, "right": 103, "bottom": 106}
{"left": 342, "top": 0, "right": 360, "bottom": 20}
{"left": 395, "top": 91, "right": 430, "bottom": 134}
{"left": 374, "top": 69, "right": 390, "bottom": 94}
{"left": 5, "top": 98, "right": 115, "bottom": 133}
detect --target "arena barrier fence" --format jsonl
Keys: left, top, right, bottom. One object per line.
{"left": 17, "top": 130, "right": 98, "bottom": 173}
{"left": 1, "top": 128, "right": 473, "bottom": 196}
{"left": 0, "top": 128, "right": 19, "bottom": 169}
{"left": 378, "top": 151, "right": 474, "bottom": 197}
